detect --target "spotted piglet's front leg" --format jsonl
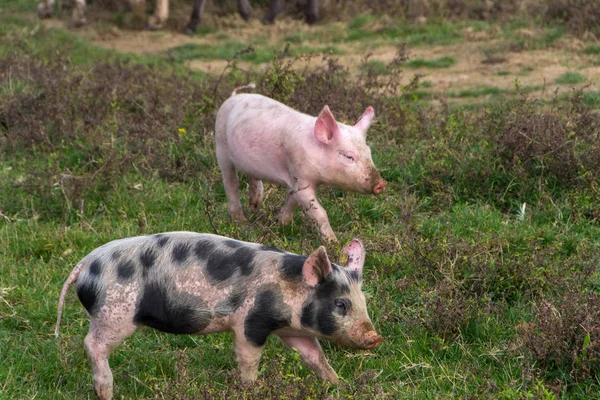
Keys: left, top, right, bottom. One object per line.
{"left": 279, "top": 336, "right": 339, "bottom": 383}
{"left": 233, "top": 328, "right": 264, "bottom": 383}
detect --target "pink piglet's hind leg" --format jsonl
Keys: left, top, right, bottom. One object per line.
{"left": 248, "top": 178, "right": 264, "bottom": 212}
{"left": 216, "top": 146, "right": 245, "bottom": 222}
{"left": 278, "top": 192, "right": 297, "bottom": 225}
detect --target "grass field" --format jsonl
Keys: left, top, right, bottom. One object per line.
{"left": 1, "top": 0, "right": 600, "bottom": 399}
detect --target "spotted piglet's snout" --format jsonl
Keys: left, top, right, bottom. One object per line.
{"left": 362, "top": 330, "right": 383, "bottom": 349}
{"left": 349, "top": 319, "right": 382, "bottom": 350}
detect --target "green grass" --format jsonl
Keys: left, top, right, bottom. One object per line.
{"left": 496, "top": 70, "right": 511, "bottom": 76}
{"left": 583, "top": 91, "right": 600, "bottom": 106}
{"left": 447, "top": 86, "right": 504, "bottom": 98}
{"left": 518, "top": 66, "right": 535, "bottom": 76}
{"left": 584, "top": 43, "right": 600, "bottom": 55}
{"left": 345, "top": 19, "right": 464, "bottom": 47}
{"left": 405, "top": 56, "right": 456, "bottom": 69}
{"left": 555, "top": 71, "right": 587, "bottom": 85}
{"left": 2, "top": 9, "right": 600, "bottom": 400}
{"left": 360, "top": 59, "right": 389, "bottom": 75}
{"left": 167, "top": 42, "right": 343, "bottom": 64}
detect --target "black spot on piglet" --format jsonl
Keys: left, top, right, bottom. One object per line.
{"left": 89, "top": 259, "right": 102, "bottom": 276}
{"left": 223, "top": 239, "right": 242, "bottom": 249}
{"left": 259, "top": 245, "right": 285, "bottom": 253}
{"left": 77, "top": 278, "right": 105, "bottom": 315}
{"left": 205, "top": 246, "right": 256, "bottom": 283}
{"left": 154, "top": 234, "right": 170, "bottom": 248}
{"left": 172, "top": 243, "right": 191, "bottom": 264}
{"left": 215, "top": 289, "right": 246, "bottom": 317}
{"left": 117, "top": 260, "right": 135, "bottom": 281}
{"left": 133, "top": 282, "right": 211, "bottom": 334}
{"left": 140, "top": 248, "right": 156, "bottom": 276}
{"left": 194, "top": 239, "right": 216, "bottom": 260}
{"left": 278, "top": 254, "right": 307, "bottom": 282}
{"left": 244, "top": 287, "right": 291, "bottom": 347}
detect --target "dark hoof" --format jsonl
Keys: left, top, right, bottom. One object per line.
{"left": 261, "top": 15, "right": 274, "bottom": 25}
{"left": 37, "top": 4, "right": 53, "bottom": 18}
{"left": 184, "top": 26, "right": 195, "bottom": 35}
{"left": 145, "top": 23, "right": 161, "bottom": 31}
{"left": 38, "top": 11, "right": 53, "bottom": 19}
{"left": 69, "top": 19, "right": 87, "bottom": 28}
{"left": 306, "top": 14, "right": 319, "bottom": 24}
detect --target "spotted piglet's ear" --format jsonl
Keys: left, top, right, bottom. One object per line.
{"left": 340, "top": 239, "right": 366, "bottom": 275}
{"left": 303, "top": 246, "right": 332, "bottom": 287}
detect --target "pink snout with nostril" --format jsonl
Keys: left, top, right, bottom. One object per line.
{"left": 373, "top": 180, "right": 387, "bottom": 195}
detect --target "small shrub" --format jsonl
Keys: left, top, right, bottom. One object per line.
{"left": 545, "top": 0, "right": 600, "bottom": 35}
{"left": 521, "top": 288, "right": 600, "bottom": 384}
{"left": 486, "top": 90, "right": 600, "bottom": 187}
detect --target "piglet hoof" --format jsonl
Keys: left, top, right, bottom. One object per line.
{"left": 146, "top": 16, "right": 164, "bottom": 31}
{"left": 230, "top": 211, "right": 246, "bottom": 223}
{"left": 261, "top": 15, "right": 275, "bottom": 25}
{"left": 37, "top": 4, "right": 53, "bottom": 18}
{"left": 240, "top": 10, "right": 251, "bottom": 21}
{"left": 322, "top": 233, "right": 338, "bottom": 244}
{"left": 69, "top": 18, "right": 87, "bottom": 28}
{"left": 277, "top": 213, "right": 292, "bottom": 226}
{"left": 322, "top": 370, "right": 339, "bottom": 384}
{"left": 305, "top": 13, "right": 319, "bottom": 24}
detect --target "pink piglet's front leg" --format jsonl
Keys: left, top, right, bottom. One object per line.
{"left": 292, "top": 184, "right": 337, "bottom": 242}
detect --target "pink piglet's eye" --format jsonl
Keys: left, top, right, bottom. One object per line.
{"left": 340, "top": 151, "right": 355, "bottom": 161}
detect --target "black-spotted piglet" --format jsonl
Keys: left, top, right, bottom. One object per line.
{"left": 55, "top": 232, "right": 382, "bottom": 400}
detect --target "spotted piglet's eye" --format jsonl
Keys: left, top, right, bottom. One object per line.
{"left": 334, "top": 298, "right": 351, "bottom": 315}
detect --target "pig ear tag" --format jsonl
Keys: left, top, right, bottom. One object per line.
{"left": 339, "top": 251, "right": 349, "bottom": 267}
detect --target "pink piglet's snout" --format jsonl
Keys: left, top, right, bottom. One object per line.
{"left": 372, "top": 180, "right": 387, "bottom": 195}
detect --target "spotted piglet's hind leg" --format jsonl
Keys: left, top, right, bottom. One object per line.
{"left": 84, "top": 319, "right": 137, "bottom": 400}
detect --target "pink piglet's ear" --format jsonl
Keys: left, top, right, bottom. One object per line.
{"left": 303, "top": 246, "right": 332, "bottom": 287}
{"left": 354, "top": 106, "right": 375, "bottom": 134}
{"left": 314, "top": 105, "right": 339, "bottom": 144}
